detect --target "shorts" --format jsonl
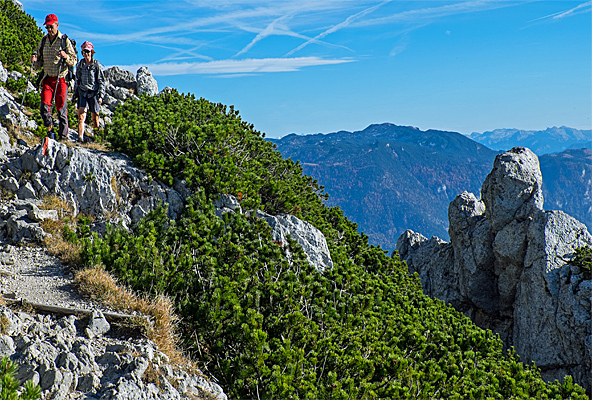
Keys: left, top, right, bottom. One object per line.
{"left": 77, "top": 95, "right": 101, "bottom": 114}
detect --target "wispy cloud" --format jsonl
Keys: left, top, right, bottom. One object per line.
{"left": 529, "top": 1, "right": 591, "bottom": 22}
{"left": 114, "top": 56, "right": 355, "bottom": 76}
{"left": 354, "top": 0, "right": 528, "bottom": 27}
{"left": 234, "top": 14, "right": 353, "bottom": 57}
{"left": 234, "top": 14, "right": 297, "bottom": 57}
{"left": 285, "top": 1, "right": 392, "bottom": 56}
{"left": 23, "top": 0, "right": 542, "bottom": 77}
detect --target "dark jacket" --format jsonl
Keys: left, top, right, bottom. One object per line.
{"left": 73, "top": 59, "right": 105, "bottom": 100}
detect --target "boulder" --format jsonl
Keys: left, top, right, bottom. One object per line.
{"left": 136, "top": 67, "right": 158, "bottom": 96}
{"left": 85, "top": 310, "right": 110, "bottom": 338}
{"left": 103, "top": 66, "right": 136, "bottom": 91}
{"left": 256, "top": 210, "right": 333, "bottom": 273}
{"left": 396, "top": 147, "right": 592, "bottom": 392}
{"left": 213, "top": 193, "right": 242, "bottom": 218}
{"left": 107, "top": 84, "right": 138, "bottom": 102}
{"left": 481, "top": 147, "right": 544, "bottom": 231}
{"left": 212, "top": 195, "right": 334, "bottom": 273}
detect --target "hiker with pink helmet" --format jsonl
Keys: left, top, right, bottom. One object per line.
{"left": 73, "top": 41, "right": 105, "bottom": 143}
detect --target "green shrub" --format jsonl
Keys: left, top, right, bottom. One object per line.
{"left": 4, "top": 78, "right": 27, "bottom": 94}
{"left": 80, "top": 91, "right": 588, "bottom": 399}
{"left": 569, "top": 246, "right": 592, "bottom": 279}
{"left": 0, "top": 0, "right": 43, "bottom": 69}
{"left": 105, "top": 90, "right": 327, "bottom": 216}
{"left": 0, "top": 356, "right": 41, "bottom": 400}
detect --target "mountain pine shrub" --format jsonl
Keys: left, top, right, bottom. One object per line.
{"left": 0, "top": 0, "right": 43, "bottom": 69}
{"left": 79, "top": 92, "right": 588, "bottom": 399}
{"left": 0, "top": 356, "right": 41, "bottom": 400}
{"left": 570, "top": 246, "right": 591, "bottom": 279}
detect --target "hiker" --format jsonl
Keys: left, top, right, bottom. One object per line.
{"left": 31, "top": 14, "right": 77, "bottom": 140}
{"left": 73, "top": 41, "right": 105, "bottom": 143}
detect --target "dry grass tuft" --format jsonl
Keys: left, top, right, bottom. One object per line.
{"left": 110, "top": 176, "right": 121, "bottom": 204}
{"left": 0, "top": 315, "right": 9, "bottom": 334}
{"left": 82, "top": 141, "right": 110, "bottom": 152}
{"left": 74, "top": 265, "right": 188, "bottom": 367}
{"left": 142, "top": 361, "right": 163, "bottom": 387}
{"left": 4, "top": 121, "right": 41, "bottom": 148}
{"left": 0, "top": 186, "right": 15, "bottom": 201}
{"left": 39, "top": 196, "right": 82, "bottom": 265}
{"left": 38, "top": 195, "right": 73, "bottom": 212}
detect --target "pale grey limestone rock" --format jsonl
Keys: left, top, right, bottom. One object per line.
{"left": 0, "top": 139, "right": 184, "bottom": 231}
{"left": 256, "top": 210, "right": 333, "bottom": 273}
{"left": 0, "top": 335, "right": 15, "bottom": 357}
{"left": 396, "top": 147, "right": 592, "bottom": 392}
{"left": 86, "top": 310, "right": 110, "bottom": 338}
{"left": 103, "top": 67, "right": 136, "bottom": 91}
{"left": 0, "top": 304, "right": 227, "bottom": 400}
{"left": 481, "top": 147, "right": 543, "bottom": 231}
{"left": 136, "top": 67, "right": 158, "bottom": 97}
{"left": 0, "top": 62, "right": 7, "bottom": 83}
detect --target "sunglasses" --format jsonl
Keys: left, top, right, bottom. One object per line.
{"left": 82, "top": 50, "right": 91, "bottom": 54}
{"left": 45, "top": 24, "right": 57, "bottom": 30}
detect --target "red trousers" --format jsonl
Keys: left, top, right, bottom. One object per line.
{"left": 40, "top": 76, "right": 69, "bottom": 137}
{"left": 41, "top": 76, "right": 67, "bottom": 108}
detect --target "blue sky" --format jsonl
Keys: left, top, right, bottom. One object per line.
{"left": 20, "top": 0, "right": 592, "bottom": 138}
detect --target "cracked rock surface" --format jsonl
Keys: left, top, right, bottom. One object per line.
{"left": 397, "top": 147, "right": 592, "bottom": 392}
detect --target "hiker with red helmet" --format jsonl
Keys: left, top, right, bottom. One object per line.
{"left": 31, "top": 14, "right": 77, "bottom": 140}
{"left": 73, "top": 41, "right": 105, "bottom": 143}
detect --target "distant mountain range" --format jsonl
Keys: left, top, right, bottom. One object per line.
{"left": 271, "top": 124, "right": 592, "bottom": 251}
{"left": 468, "top": 126, "right": 591, "bottom": 155}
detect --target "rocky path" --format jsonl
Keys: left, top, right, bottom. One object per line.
{"left": 0, "top": 242, "right": 103, "bottom": 311}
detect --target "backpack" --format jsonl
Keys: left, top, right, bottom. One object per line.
{"left": 35, "top": 34, "right": 77, "bottom": 87}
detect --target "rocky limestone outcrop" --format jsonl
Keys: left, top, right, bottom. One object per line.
{"left": 0, "top": 63, "right": 334, "bottom": 272}
{"left": 396, "top": 147, "right": 592, "bottom": 392}
{"left": 0, "top": 85, "right": 38, "bottom": 134}
{"left": 214, "top": 194, "right": 334, "bottom": 273}
{"left": 0, "top": 61, "right": 334, "bottom": 400}
{"left": 101, "top": 66, "right": 158, "bottom": 112}
{"left": 136, "top": 67, "right": 158, "bottom": 97}
{"left": 0, "top": 305, "right": 226, "bottom": 400}
{"left": 0, "top": 136, "right": 184, "bottom": 230}
{"left": 255, "top": 210, "right": 334, "bottom": 273}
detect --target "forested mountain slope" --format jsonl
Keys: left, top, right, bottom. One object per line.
{"left": 540, "top": 149, "right": 592, "bottom": 229}
{"left": 271, "top": 124, "right": 592, "bottom": 250}
{"left": 270, "top": 124, "right": 498, "bottom": 248}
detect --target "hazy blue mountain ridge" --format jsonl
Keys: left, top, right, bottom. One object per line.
{"left": 539, "top": 148, "right": 592, "bottom": 230}
{"left": 271, "top": 124, "right": 592, "bottom": 251}
{"left": 271, "top": 124, "right": 499, "bottom": 249}
{"left": 469, "top": 126, "right": 591, "bottom": 155}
